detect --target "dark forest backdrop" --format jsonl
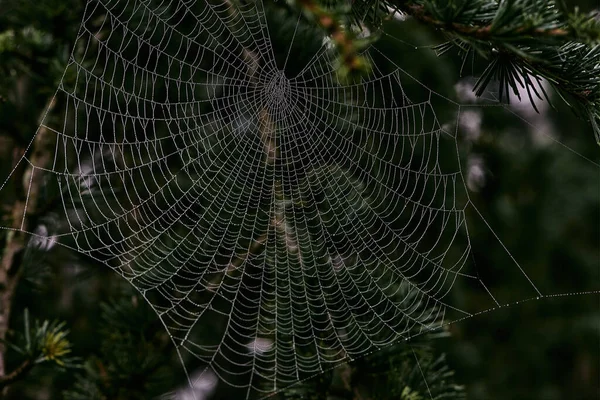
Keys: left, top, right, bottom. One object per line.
{"left": 0, "top": 0, "right": 598, "bottom": 399}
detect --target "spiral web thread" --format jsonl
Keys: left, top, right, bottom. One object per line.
{"left": 0, "top": 0, "right": 596, "bottom": 398}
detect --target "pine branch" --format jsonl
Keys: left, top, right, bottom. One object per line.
{"left": 290, "top": 0, "right": 600, "bottom": 140}
{"left": 0, "top": 309, "right": 75, "bottom": 396}
{"left": 296, "top": 0, "right": 372, "bottom": 82}
{"left": 399, "top": 2, "right": 572, "bottom": 40}
{"left": 0, "top": 359, "right": 32, "bottom": 390}
{"left": 389, "top": 0, "right": 600, "bottom": 141}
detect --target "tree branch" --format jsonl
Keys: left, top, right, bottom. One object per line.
{"left": 0, "top": 96, "right": 57, "bottom": 390}
{"left": 0, "top": 359, "right": 33, "bottom": 390}
{"left": 398, "top": 3, "right": 572, "bottom": 40}
{"left": 392, "top": 0, "right": 600, "bottom": 139}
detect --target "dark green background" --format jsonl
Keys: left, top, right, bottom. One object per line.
{"left": 0, "top": 0, "right": 597, "bottom": 399}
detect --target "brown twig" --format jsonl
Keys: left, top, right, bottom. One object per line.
{"left": 0, "top": 359, "right": 33, "bottom": 390}
{"left": 398, "top": 3, "right": 571, "bottom": 40}
{"left": 297, "top": 0, "right": 370, "bottom": 78}
{"left": 0, "top": 96, "right": 57, "bottom": 393}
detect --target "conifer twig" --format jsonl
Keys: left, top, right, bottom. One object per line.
{"left": 389, "top": 0, "right": 600, "bottom": 140}
{"left": 397, "top": 3, "right": 574, "bottom": 40}
{"left": 0, "top": 359, "right": 32, "bottom": 390}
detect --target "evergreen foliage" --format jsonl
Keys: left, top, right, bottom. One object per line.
{"left": 63, "top": 293, "right": 178, "bottom": 400}
{"left": 0, "top": 309, "right": 76, "bottom": 390}
{"left": 315, "top": 0, "right": 600, "bottom": 141}
{"left": 0, "top": 0, "right": 597, "bottom": 399}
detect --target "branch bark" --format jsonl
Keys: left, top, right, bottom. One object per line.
{"left": 0, "top": 359, "right": 33, "bottom": 390}
{"left": 0, "top": 96, "right": 57, "bottom": 391}
{"left": 397, "top": 3, "right": 571, "bottom": 40}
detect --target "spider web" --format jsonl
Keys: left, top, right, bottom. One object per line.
{"left": 0, "top": 0, "right": 597, "bottom": 398}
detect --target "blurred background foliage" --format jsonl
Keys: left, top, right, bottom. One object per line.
{"left": 0, "top": 0, "right": 598, "bottom": 399}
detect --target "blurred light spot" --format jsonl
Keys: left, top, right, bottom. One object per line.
{"left": 174, "top": 369, "right": 218, "bottom": 400}
{"left": 467, "top": 155, "right": 486, "bottom": 192}
{"left": 454, "top": 79, "right": 480, "bottom": 103}
{"left": 459, "top": 110, "right": 483, "bottom": 142}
